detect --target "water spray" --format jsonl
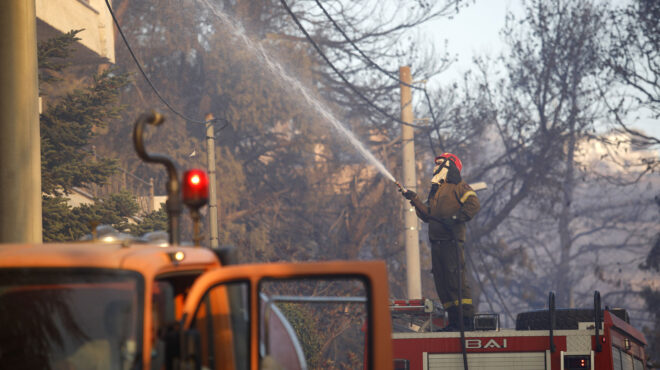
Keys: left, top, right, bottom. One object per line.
{"left": 200, "top": 0, "right": 398, "bottom": 185}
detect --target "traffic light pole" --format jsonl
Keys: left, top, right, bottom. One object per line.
{"left": 0, "top": 0, "right": 42, "bottom": 243}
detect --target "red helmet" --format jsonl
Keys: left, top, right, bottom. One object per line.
{"left": 435, "top": 152, "right": 462, "bottom": 172}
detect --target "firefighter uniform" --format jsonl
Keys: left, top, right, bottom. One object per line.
{"left": 403, "top": 153, "right": 480, "bottom": 330}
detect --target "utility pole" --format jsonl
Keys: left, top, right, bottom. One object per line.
{"left": 0, "top": 0, "right": 42, "bottom": 243}
{"left": 205, "top": 113, "right": 219, "bottom": 249}
{"left": 400, "top": 66, "right": 421, "bottom": 299}
{"left": 149, "top": 178, "right": 155, "bottom": 213}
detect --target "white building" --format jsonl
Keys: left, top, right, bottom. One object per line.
{"left": 36, "top": 0, "right": 115, "bottom": 64}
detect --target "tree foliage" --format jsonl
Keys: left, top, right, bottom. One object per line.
{"left": 82, "top": 0, "right": 657, "bottom": 349}
{"left": 607, "top": 0, "right": 660, "bottom": 361}
{"left": 100, "top": 0, "right": 464, "bottom": 299}
{"left": 601, "top": 0, "right": 660, "bottom": 178}
{"left": 409, "top": 0, "right": 658, "bottom": 331}
{"left": 607, "top": 0, "right": 660, "bottom": 117}
{"left": 130, "top": 205, "right": 168, "bottom": 236}
{"left": 42, "top": 191, "right": 140, "bottom": 242}
{"left": 84, "top": 0, "right": 468, "bottom": 357}
{"left": 38, "top": 30, "right": 164, "bottom": 241}
{"left": 39, "top": 30, "right": 125, "bottom": 196}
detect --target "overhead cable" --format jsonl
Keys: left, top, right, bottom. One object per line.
{"left": 279, "top": 0, "right": 427, "bottom": 129}
{"left": 312, "top": 0, "right": 439, "bottom": 130}
{"left": 104, "top": 0, "right": 213, "bottom": 125}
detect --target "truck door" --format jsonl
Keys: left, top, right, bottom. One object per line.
{"left": 179, "top": 260, "right": 393, "bottom": 370}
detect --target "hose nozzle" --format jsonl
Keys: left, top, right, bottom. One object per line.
{"left": 394, "top": 180, "right": 407, "bottom": 193}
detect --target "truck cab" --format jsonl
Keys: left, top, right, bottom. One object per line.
{"left": 0, "top": 242, "right": 393, "bottom": 369}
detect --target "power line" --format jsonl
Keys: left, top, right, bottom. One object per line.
{"left": 104, "top": 0, "right": 212, "bottom": 125}
{"left": 85, "top": 147, "right": 151, "bottom": 186}
{"left": 279, "top": 0, "right": 427, "bottom": 129}
{"left": 312, "top": 0, "right": 440, "bottom": 130}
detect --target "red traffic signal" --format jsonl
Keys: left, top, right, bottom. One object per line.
{"left": 182, "top": 169, "right": 209, "bottom": 208}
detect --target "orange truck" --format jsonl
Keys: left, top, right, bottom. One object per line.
{"left": 0, "top": 113, "right": 394, "bottom": 370}
{"left": 0, "top": 243, "right": 393, "bottom": 370}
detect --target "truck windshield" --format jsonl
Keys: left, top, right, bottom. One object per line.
{"left": 0, "top": 268, "right": 143, "bottom": 370}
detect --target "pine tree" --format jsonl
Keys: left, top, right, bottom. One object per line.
{"left": 130, "top": 205, "right": 168, "bottom": 236}
{"left": 39, "top": 31, "right": 126, "bottom": 195}
{"left": 39, "top": 30, "right": 137, "bottom": 241}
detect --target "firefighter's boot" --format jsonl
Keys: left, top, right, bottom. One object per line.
{"left": 463, "top": 315, "right": 474, "bottom": 331}
{"left": 439, "top": 306, "right": 460, "bottom": 331}
{"left": 462, "top": 304, "right": 475, "bottom": 331}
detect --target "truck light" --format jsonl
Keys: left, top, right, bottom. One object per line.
{"left": 474, "top": 313, "right": 499, "bottom": 330}
{"left": 564, "top": 355, "right": 590, "bottom": 369}
{"left": 168, "top": 251, "right": 185, "bottom": 264}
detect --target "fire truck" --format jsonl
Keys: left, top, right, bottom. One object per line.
{"left": 391, "top": 292, "right": 647, "bottom": 370}
{"left": 0, "top": 113, "right": 394, "bottom": 370}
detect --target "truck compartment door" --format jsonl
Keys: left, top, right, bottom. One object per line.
{"left": 428, "top": 352, "right": 547, "bottom": 370}
{"left": 180, "top": 260, "right": 393, "bottom": 370}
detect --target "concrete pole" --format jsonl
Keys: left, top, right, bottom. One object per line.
{"left": 149, "top": 178, "right": 155, "bottom": 213}
{"left": 0, "top": 0, "right": 42, "bottom": 243}
{"left": 400, "top": 66, "right": 421, "bottom": 299}
{"left": 205, "top": 113, "right": 219, "bottom": 249}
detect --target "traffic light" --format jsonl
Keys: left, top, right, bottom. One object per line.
{"left": 182, "top": 169, "right": 209, "bottom": 209}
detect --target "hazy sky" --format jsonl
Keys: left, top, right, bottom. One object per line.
{"left": 423, "top": 0, "right": 520, "bottom": 82}
{"left": 420, "top": 0, "right": 659, "bottom": 139}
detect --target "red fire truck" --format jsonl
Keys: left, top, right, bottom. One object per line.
{"left": 391, "top": 292, "right": 647, "bottom": 370}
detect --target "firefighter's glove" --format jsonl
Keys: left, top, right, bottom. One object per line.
{"left": 402, "top": 189, "right": 417, "bottom": 200}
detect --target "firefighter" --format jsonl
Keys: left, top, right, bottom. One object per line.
{"left": 400, "top": 153, "right": 480, "bottom": 331}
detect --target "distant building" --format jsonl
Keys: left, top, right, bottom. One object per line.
{"left": 138, "top": 195, "right": 167, "bottom": 214}
{"left": 576, "top": 131, "right": 659, "bottom": 173}
{"left": 67, "top": 187, "right": 95, "bottom": 208}
{"left": 36, "top": 1, "right": 167, "bottom": 217}
{"left": 36, "top": 0, "right": 115, "bottom": 64}
{"left": 62, "top": 186, "right": 165, "bottom": 216}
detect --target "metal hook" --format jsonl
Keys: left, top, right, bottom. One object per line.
{"left": 133, "top": 112, "right": 181, "bottom": 245}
